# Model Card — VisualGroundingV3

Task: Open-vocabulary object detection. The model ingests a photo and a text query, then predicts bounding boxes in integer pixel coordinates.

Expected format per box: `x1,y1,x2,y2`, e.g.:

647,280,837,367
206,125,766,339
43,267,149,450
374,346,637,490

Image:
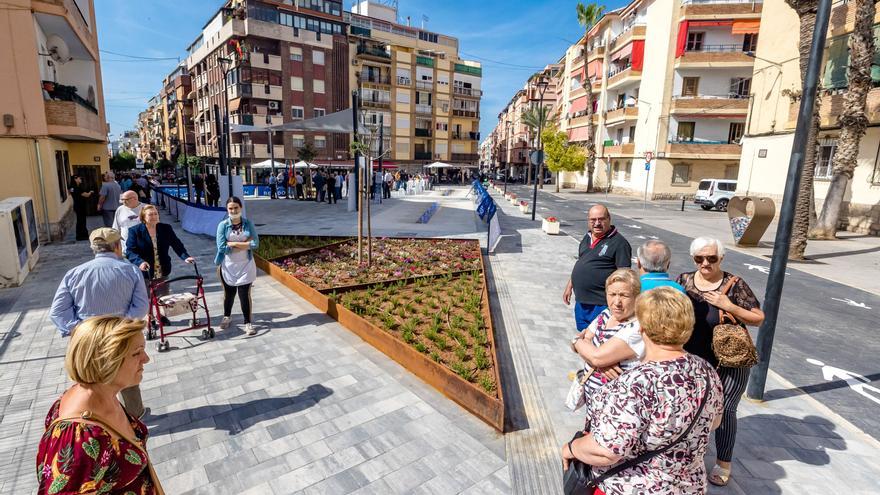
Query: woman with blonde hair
562,287,723,494
36,316,163,494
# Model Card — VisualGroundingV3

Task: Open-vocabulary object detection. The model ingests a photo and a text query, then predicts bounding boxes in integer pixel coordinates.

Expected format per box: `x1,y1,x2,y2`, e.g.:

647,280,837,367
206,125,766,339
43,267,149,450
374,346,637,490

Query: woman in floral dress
37,316,162,494
562,287,723,495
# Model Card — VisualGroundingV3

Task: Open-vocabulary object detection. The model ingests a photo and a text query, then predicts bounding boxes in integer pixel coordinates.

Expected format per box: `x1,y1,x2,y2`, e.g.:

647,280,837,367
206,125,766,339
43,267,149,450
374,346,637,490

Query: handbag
564,367,595,411
711,276,758,368
562,378,710,495
47,411,166,494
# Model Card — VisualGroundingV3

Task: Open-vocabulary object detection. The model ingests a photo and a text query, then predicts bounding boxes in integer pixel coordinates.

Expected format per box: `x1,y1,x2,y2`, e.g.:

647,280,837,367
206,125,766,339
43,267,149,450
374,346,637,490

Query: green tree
542,127,585,192
109,151,136,171
297,142,318,163
577,1,606,192
520,104,551,185
812,0,875,239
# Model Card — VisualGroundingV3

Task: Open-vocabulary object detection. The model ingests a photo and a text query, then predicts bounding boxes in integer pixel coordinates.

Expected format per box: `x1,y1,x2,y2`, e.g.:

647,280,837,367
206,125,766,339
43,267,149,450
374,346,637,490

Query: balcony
452,109,479,118
246,52,282,71
586,44,606,62
416,55,435,67
604,106,639,126
415,128,432,137
603,143,636,157
397,76,412,86
452,132,481,141
360,73,391,85
357,44,391,61
670,96,749,116
569,112,599,127
230,113,284,128
415,80,434,91
231,143,285,159
607,66,642,89
414,151,432,160
361,98,391,109
453,86,483,98
415,104,433,115
681,0,762,18
665,140,742,159
608,24,646,53
451,153,479,162
677,46,755,67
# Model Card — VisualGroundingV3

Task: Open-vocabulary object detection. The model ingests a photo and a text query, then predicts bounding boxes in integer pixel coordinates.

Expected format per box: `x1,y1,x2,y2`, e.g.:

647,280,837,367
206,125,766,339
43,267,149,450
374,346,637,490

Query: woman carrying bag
215,196,259,336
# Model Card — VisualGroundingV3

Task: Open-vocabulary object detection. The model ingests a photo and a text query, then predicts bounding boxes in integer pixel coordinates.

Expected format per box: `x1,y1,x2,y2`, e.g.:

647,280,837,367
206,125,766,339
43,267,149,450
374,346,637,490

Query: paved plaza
1,187,878,494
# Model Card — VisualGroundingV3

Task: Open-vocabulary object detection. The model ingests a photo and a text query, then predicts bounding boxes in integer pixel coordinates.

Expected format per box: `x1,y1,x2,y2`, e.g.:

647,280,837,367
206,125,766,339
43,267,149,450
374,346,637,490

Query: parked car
694,179,736,211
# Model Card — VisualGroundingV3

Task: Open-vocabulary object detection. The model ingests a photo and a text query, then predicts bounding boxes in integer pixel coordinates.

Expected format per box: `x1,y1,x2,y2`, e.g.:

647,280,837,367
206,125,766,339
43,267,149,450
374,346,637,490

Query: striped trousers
715,366,750,462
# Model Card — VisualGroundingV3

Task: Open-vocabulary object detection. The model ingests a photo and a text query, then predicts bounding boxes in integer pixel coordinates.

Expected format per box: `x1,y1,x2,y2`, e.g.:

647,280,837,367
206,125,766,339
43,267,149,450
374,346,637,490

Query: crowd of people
261,168,438,202
561,204,764,494
69,171,152,241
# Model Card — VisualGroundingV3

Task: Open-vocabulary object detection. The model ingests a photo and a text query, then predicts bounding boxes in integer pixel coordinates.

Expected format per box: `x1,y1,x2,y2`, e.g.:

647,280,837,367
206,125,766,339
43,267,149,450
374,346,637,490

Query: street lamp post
504,120,511,194
218,56,234,200
746,0,832,401
531,76,549,221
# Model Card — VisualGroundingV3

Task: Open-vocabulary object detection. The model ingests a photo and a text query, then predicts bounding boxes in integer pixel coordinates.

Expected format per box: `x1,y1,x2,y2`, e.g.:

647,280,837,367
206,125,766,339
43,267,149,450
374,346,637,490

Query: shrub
474,347,490,370
450,360,474,382
479,374,495,393
414,341,427,353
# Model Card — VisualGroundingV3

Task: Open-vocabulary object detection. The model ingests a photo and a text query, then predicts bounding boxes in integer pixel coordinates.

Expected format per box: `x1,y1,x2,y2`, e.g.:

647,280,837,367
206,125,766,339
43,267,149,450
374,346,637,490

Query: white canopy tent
425,162,453,169
293,161,319,169
250,159,286,169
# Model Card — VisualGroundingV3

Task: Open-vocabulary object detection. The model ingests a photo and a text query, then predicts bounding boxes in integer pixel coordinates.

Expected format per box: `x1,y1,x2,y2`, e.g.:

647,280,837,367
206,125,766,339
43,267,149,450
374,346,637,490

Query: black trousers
383,182,391,199
74,207,88,240
296,185,304,200
221,272,252,324
327,186,337,204
270,184,277,199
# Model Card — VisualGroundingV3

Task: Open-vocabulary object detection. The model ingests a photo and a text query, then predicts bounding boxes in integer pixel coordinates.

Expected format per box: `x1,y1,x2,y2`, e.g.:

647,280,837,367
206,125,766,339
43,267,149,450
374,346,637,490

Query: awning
587,59,603,80
425,162,452,168
251,159,286,169
568,126,591,142
611,42,632,61
731,20,760,34
228,97,241,113
293,161,319,169
570,95,588,114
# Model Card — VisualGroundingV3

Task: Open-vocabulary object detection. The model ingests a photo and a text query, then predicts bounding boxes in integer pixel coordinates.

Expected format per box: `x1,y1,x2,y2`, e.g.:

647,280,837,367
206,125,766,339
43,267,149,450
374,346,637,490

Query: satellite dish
46,35,72,64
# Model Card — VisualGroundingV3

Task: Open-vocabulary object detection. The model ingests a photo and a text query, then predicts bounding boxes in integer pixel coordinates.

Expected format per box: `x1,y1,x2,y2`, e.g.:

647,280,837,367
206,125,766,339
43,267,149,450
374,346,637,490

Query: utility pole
747,0,832,401
530,75,549,221
351,90,362,264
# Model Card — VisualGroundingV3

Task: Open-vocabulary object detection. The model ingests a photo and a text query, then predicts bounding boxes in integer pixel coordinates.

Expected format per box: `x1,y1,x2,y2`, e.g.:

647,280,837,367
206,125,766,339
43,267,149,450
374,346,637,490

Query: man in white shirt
112,191,144,253
383,170,393,198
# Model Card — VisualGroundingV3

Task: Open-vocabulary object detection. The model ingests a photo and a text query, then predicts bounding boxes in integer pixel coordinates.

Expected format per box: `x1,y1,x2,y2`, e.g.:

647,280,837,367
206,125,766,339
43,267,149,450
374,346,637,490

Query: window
730,78,751,98
290,46,303,61
742,33,758,52
396,115,410,129
686,32,704,51
314,136,326,148
292,135,305,147
396,90,410,104
682,77,699,97
435,122,448,131
677,121,695,141
672,164,691,184
396,140,409,154
291,106,304,120
625,162,632,182
728,122,745,143
815,138,836,179
313,108,325,118
314,79,325,93
313,50,325,65
290,76,303,91
628,126,636,142
55,150,70,202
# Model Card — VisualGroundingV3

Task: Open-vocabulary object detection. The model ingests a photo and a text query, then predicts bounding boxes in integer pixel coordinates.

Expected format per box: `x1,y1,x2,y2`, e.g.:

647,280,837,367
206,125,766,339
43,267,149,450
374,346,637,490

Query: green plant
454,346,467,362
425,326,438,342
402,328,415,343
450,360,474,381
479,374,495,393
382,313,396,329
414,340,427,353
413,295,423,304
430,351,441,363
474,347,490,370
435,335,449,351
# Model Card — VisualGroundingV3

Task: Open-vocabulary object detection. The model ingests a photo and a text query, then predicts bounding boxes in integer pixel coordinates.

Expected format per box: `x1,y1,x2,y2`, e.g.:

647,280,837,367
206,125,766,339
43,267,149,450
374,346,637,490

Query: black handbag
562,378,711,495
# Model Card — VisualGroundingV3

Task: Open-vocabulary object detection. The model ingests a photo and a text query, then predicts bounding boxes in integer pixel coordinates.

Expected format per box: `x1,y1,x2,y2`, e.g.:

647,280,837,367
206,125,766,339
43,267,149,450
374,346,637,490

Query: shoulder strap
48,411,166,495
717,276,740,324
720,275,739,295
589,372,712,487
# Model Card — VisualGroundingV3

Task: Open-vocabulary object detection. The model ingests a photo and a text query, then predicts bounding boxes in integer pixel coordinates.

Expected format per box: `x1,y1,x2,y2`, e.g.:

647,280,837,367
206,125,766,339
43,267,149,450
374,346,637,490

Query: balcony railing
42,82,98,114
607,65,633,78
357,44,391,59
361,98,391,109
414,151,432,160
415,104,433,115
415,81,433,91
451,153,479,162
452,132,481,140
415,128,432,137
360,73,391,85
686,44,746,53
453,87,483,97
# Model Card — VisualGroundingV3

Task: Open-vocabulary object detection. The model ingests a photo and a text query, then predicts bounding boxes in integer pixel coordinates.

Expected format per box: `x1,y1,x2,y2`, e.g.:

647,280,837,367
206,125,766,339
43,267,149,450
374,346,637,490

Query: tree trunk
787,0,820,259
811,0,875,239
584,88,597,193
556,171,560,192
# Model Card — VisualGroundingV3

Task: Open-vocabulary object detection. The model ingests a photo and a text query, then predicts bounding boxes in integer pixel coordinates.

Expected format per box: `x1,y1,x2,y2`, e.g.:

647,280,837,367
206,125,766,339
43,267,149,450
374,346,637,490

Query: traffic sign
645,162,651,171
529,150,544,165
644,151,654,162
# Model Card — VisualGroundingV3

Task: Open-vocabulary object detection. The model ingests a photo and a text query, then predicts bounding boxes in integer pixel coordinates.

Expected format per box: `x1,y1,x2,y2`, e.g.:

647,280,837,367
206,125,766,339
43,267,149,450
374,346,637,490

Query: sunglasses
693,255,719,264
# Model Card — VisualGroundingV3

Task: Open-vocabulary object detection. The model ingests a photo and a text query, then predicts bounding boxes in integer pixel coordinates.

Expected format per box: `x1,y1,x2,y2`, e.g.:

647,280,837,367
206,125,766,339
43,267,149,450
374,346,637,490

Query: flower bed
255,235,350,260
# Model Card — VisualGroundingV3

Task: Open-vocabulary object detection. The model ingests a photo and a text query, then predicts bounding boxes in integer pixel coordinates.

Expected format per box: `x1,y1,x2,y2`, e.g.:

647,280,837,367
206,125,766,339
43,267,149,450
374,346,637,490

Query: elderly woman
126,204,195,284
571,269,643,421
562,287,723,494
676,237,764,486
37,316,164,494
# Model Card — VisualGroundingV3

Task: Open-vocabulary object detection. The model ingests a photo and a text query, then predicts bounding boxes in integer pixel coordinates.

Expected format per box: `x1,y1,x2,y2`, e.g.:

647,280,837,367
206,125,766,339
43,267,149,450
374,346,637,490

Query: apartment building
347,1,482,170
137,95,165,163
737,0,880,235
0,0,109,240
159,63,195,163
185,0,350,178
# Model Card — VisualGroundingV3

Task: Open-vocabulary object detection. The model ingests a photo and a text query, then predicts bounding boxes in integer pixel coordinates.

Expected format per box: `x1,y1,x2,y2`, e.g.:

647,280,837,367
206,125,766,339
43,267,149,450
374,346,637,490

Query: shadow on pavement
144,384,333,435
762,372,880,402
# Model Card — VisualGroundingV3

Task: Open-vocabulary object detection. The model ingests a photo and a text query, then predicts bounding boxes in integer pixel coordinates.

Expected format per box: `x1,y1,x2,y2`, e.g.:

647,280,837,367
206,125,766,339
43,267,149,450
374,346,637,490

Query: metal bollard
680,195,685,212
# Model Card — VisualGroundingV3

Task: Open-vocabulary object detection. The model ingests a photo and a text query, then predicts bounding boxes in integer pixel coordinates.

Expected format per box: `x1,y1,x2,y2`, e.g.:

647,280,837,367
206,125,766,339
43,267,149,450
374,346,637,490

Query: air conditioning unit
268,101,280,110
0,197,41,288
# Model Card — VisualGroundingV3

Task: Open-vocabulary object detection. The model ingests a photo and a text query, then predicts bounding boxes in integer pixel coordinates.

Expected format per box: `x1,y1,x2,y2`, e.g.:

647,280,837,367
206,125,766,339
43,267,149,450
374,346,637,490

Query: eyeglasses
693,255,719,264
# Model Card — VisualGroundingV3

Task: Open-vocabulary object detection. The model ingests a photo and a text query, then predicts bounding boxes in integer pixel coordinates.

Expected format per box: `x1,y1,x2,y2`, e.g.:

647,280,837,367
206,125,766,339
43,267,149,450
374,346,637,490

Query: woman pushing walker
214,196,259,335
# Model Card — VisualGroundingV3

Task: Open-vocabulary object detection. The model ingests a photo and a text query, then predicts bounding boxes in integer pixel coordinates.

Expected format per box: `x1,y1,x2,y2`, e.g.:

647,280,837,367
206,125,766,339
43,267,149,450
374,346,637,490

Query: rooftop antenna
421,14,429,30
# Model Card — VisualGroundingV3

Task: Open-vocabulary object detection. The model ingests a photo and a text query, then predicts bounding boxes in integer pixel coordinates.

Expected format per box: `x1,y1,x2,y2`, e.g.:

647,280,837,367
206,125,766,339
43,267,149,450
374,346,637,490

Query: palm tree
521,104,551,186
785,0,821,259
577,1,605,193
811,0,875,239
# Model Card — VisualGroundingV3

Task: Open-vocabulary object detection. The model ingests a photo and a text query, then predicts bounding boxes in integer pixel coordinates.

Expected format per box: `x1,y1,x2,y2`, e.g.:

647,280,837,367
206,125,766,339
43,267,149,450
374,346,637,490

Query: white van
694,179,736,211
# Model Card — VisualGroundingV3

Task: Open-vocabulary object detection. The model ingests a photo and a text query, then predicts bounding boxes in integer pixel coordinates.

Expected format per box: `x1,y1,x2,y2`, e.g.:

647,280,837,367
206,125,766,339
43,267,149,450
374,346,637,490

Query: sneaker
244,323,256,336
219,317,231,330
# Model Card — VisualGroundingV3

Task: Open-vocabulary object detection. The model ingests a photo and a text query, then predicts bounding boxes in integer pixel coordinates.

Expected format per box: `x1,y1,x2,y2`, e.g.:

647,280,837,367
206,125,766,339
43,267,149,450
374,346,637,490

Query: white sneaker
245,323,256,336
219,317,231,330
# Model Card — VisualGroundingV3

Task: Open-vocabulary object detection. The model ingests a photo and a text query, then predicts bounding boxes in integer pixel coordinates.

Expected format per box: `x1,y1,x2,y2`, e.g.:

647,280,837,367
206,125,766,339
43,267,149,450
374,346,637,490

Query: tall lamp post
218,56,235,200
504,120,512,194
530,75,549,221
746,0,831,400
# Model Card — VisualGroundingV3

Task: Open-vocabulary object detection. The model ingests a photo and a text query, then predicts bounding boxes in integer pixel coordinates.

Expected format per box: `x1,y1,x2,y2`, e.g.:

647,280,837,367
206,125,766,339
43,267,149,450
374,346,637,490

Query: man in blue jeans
563,205,632,331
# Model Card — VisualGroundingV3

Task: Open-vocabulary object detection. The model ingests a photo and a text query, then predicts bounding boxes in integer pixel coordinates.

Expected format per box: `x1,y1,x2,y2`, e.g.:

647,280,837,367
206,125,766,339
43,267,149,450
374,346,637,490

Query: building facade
347,1,483,171
0,0,110,240
737,0,880,234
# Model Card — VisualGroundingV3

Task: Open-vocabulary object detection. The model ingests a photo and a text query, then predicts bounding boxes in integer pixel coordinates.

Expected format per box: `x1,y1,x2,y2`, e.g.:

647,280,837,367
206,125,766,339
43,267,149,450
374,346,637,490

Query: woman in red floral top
36,316,162,494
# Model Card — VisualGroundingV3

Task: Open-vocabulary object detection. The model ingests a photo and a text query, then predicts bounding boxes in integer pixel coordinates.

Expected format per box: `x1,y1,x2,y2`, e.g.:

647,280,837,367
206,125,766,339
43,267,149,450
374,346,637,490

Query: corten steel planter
254,237,505,431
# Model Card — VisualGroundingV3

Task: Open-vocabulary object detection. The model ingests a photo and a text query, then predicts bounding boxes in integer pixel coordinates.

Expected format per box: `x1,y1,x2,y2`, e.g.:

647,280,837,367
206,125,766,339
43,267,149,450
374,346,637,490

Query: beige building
137,95,165,164
0,0,109,240
347,1,482,170
738,0,880,234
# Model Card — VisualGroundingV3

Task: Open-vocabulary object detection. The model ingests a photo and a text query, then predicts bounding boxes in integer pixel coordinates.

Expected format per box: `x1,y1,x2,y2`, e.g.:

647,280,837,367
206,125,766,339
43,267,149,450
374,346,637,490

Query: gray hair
689,237,726,257
637,240,672,273
90,239,121,254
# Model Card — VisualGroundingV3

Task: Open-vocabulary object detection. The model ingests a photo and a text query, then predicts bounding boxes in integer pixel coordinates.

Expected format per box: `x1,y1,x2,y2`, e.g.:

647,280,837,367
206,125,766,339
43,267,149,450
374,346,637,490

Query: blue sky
97,0,624,142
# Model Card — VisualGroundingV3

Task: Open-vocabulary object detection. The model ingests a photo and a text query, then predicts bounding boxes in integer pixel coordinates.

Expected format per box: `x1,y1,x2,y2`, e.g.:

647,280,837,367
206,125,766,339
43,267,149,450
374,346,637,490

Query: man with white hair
49,227,149,416
97,171,123,227
112,190,144,254
636,240,685,293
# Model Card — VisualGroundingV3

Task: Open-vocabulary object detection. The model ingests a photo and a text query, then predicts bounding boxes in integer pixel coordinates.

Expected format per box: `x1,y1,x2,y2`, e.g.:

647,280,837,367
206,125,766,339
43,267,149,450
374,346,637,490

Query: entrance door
72,164,102,215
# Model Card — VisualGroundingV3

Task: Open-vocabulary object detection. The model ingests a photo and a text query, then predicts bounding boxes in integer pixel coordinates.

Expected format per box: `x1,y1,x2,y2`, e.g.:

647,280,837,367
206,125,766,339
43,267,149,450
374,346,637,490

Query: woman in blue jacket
215,196,259,335
126,204,194,286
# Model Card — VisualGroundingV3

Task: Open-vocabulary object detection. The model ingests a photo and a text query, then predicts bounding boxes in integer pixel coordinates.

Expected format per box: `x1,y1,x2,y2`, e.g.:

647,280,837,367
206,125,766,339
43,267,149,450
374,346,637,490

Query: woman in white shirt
214,197,259,335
